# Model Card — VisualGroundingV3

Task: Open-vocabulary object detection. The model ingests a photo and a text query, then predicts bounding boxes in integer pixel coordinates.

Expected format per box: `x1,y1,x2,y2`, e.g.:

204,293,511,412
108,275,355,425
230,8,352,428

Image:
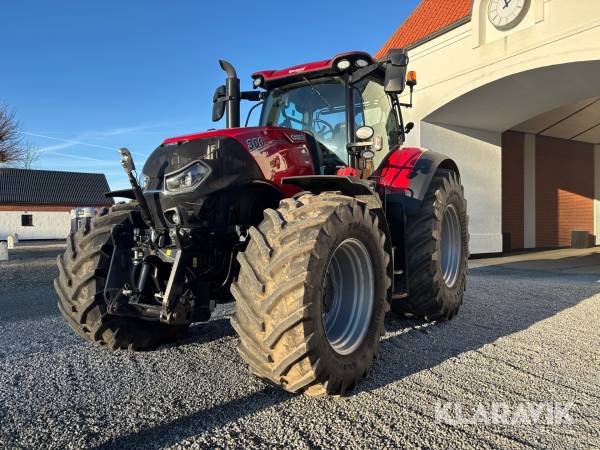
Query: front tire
230,192,392,396
391,169,469,321
54,203,188,350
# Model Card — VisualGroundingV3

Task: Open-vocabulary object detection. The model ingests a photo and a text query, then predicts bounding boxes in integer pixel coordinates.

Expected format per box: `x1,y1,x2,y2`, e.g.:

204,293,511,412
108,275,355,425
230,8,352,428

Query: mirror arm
241,91,264,101
389,93,406,146
397,84,414,108
349,61,384,85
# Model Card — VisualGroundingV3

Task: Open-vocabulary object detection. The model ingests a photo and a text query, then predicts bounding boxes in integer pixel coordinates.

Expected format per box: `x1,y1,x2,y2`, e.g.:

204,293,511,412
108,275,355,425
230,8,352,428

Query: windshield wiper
303,77,333,110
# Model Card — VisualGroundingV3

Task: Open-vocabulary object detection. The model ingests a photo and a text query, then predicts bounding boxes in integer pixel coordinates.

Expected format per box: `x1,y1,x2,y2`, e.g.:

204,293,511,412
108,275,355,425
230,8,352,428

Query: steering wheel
312,119,334,140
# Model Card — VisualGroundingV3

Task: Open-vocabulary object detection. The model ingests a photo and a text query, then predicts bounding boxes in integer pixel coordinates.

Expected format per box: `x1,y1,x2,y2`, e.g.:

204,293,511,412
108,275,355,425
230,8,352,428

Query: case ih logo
288,67,306,74
287,133,306,143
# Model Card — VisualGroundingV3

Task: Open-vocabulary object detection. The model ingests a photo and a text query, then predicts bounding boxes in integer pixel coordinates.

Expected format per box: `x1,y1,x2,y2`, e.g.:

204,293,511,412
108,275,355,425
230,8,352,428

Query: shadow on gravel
361,265,600,393
92,386,287,450
181,318,237,346
91,266,600,450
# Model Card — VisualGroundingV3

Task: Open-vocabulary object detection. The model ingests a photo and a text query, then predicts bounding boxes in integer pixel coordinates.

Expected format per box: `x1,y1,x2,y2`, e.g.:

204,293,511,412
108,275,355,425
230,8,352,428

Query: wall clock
488,0,530,30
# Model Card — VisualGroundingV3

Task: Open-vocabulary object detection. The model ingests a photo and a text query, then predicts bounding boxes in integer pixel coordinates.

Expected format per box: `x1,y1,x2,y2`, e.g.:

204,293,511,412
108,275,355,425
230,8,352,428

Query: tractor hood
160,126,313,152
141,126,315,186
140,126,315,229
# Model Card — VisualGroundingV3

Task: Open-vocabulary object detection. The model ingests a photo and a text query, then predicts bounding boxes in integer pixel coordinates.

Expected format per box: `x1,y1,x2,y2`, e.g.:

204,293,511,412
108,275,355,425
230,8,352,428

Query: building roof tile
377,0,473,58
0,168,113,206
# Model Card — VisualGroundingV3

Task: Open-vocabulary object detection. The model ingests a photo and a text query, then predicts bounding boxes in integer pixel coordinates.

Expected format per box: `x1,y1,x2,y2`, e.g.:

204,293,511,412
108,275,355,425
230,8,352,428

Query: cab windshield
260,77,348,163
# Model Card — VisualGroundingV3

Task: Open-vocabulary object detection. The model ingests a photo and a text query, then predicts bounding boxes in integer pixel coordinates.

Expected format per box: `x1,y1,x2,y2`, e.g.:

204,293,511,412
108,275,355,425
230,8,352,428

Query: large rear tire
54,203,188,350
391,169,469,321
230,192,392,396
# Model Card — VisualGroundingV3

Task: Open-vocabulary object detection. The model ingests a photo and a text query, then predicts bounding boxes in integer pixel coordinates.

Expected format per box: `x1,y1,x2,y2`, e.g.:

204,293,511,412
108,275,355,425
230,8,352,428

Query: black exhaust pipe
219,60,240,128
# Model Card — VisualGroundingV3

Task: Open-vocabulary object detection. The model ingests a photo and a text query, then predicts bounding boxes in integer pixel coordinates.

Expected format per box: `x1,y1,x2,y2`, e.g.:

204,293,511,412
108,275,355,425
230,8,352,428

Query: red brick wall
535,135,594,248
502,131,525,249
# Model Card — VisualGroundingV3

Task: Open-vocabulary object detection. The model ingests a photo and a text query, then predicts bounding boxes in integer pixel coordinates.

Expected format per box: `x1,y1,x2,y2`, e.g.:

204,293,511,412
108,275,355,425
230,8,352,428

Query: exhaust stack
219,60,240,128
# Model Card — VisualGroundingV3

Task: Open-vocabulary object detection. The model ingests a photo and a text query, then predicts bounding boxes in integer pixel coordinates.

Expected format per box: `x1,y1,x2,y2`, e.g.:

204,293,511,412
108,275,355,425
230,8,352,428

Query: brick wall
535,135,594,247
501,131,525,249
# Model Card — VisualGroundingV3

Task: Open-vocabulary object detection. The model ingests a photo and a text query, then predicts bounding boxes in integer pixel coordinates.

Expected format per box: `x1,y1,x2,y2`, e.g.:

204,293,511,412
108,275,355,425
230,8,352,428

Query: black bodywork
141,137,265,229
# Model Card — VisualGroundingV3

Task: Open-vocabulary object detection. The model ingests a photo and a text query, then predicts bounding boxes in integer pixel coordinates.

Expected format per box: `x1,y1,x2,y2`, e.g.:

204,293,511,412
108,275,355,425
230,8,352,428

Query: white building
378,0,600,253
0,168,112,240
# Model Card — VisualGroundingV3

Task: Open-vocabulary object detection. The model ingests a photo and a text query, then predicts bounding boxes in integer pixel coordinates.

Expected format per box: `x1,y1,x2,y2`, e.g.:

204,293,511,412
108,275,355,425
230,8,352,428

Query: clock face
488,0,529,30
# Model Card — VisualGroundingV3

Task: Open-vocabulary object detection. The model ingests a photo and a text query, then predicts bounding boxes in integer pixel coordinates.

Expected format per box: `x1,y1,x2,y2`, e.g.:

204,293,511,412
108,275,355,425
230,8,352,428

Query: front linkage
102,149,231,327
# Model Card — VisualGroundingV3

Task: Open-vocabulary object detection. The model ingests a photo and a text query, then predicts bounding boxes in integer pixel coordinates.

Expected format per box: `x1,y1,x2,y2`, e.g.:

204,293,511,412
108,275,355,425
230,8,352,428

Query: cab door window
353,77,400,166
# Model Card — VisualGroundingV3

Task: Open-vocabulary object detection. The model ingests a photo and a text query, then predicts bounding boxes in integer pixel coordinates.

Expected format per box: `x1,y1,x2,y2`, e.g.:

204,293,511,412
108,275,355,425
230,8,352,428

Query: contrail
21,132,116,150
49,151,121,164
21,132,147,156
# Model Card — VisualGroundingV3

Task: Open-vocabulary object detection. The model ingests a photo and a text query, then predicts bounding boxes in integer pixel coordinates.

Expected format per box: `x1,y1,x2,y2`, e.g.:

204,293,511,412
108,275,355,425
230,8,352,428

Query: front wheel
230,193,392,396
392,169,469,321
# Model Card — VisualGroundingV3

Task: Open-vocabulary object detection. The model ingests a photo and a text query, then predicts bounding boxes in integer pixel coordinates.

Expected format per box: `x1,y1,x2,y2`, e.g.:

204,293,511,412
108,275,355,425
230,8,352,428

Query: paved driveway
0,244,599,449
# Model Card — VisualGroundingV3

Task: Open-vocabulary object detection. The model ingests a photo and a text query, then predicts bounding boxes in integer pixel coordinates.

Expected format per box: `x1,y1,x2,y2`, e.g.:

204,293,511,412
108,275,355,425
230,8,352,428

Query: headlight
165,162,209,192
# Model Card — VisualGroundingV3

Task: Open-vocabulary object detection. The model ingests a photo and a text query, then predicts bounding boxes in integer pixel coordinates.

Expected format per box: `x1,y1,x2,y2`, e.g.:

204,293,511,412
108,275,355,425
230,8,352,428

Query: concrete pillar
594,145,600,245
0,242,8,261
421,122,503,254
523,134,536,248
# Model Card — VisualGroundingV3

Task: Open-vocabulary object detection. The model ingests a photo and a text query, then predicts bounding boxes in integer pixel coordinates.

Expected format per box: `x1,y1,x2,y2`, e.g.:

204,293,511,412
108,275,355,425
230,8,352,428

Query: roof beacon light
407,71,417,87
336,59,351,70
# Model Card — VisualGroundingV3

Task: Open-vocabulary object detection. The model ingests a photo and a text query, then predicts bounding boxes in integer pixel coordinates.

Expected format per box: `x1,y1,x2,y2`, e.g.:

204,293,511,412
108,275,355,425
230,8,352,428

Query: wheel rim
322,238,374,355
440,204,462,288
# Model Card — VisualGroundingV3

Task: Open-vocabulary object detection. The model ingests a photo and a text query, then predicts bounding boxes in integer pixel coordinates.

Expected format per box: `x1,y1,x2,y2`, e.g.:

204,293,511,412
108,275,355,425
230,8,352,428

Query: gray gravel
0,244,599,449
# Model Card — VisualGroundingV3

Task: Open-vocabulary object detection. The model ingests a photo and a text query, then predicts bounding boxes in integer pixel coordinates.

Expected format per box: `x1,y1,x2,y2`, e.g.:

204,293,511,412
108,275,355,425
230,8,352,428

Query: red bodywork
252,51,374,87
375,147,424,191
163,127,315,197
163,127,425,197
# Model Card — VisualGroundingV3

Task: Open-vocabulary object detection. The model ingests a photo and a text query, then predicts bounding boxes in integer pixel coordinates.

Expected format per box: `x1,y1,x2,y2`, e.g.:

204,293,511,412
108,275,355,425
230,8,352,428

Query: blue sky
1,0,419,189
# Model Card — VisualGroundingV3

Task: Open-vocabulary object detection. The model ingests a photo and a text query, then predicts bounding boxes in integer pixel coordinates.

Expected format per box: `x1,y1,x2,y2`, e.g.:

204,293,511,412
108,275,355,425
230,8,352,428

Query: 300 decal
246,137,264,150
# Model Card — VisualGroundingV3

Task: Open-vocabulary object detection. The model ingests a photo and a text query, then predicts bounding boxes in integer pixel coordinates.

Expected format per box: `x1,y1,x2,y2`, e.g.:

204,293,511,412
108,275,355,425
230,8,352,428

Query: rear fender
375,147,459,215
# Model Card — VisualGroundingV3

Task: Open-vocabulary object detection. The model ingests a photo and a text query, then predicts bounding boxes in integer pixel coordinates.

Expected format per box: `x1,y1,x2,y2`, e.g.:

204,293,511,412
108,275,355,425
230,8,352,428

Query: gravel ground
0,244,599,449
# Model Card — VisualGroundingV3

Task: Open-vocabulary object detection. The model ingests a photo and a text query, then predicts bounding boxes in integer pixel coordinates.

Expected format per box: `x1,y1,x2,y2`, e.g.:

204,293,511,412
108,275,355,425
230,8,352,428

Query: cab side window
354,77,400,166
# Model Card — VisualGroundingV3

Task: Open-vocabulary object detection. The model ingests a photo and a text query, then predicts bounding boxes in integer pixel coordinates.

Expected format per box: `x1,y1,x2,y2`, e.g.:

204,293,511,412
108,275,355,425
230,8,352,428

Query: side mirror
384,48,409,94
212,85,226,122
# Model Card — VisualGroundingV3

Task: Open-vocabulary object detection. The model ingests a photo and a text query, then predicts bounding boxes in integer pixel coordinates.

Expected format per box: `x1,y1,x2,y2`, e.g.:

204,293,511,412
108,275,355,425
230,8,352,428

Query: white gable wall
0,210,71,240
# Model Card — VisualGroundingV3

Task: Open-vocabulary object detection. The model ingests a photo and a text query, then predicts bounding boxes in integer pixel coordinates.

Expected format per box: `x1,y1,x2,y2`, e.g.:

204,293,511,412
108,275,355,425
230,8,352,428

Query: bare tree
0,102,41,168
0,103,25,166
21,143,40,169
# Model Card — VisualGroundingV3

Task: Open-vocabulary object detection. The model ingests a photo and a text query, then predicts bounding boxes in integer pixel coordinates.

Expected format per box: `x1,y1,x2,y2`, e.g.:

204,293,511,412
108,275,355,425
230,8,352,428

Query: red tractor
55,49,468,396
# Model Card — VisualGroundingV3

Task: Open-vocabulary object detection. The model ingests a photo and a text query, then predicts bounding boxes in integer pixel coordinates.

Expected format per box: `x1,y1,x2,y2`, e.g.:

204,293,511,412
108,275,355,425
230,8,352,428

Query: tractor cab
212,50,416,176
